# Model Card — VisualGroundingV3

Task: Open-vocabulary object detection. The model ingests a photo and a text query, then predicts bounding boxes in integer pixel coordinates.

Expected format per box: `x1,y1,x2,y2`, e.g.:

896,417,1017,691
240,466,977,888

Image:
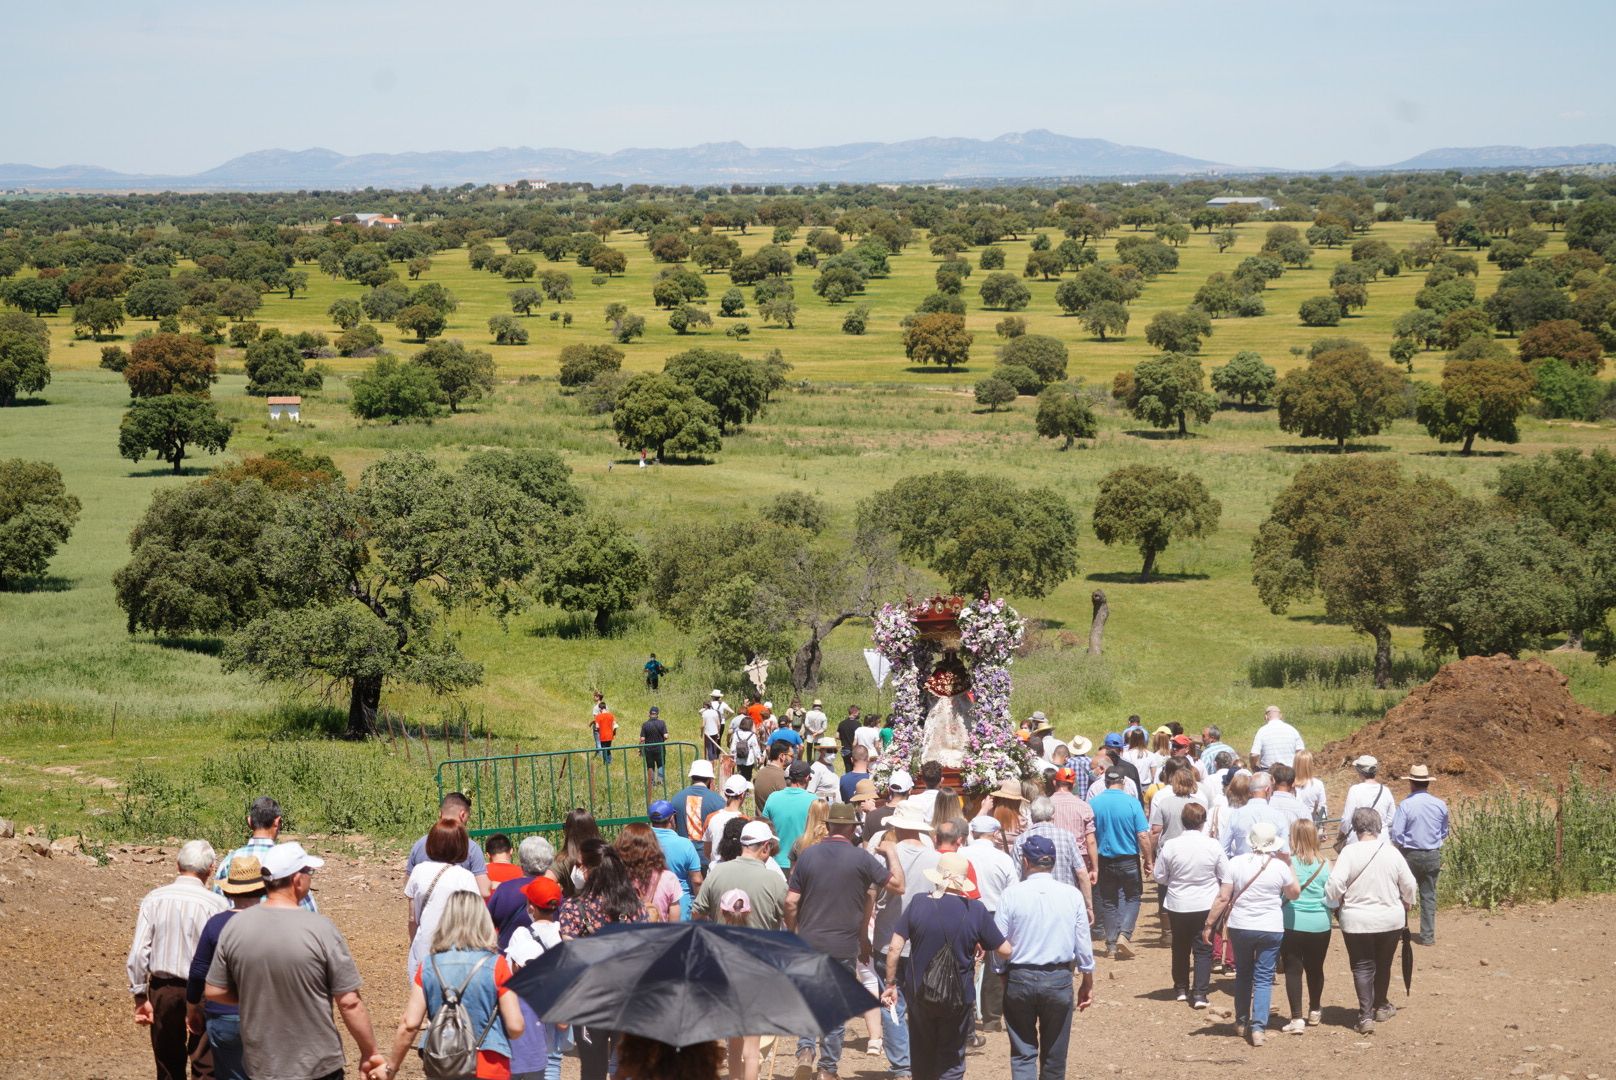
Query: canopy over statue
870,595,1034,794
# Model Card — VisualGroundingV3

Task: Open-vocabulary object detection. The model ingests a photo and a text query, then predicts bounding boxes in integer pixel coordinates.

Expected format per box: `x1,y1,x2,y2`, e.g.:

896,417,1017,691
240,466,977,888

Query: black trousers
1282,928,1331,1016
1342,929,1400,1021
148,977,213,1080
577,1025,613,1080
1166,909,1212,998
909,1000,973,1080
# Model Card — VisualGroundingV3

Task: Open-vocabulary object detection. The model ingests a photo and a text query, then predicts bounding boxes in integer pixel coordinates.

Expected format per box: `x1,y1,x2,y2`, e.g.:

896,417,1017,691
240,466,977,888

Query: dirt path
1,840,1608,1080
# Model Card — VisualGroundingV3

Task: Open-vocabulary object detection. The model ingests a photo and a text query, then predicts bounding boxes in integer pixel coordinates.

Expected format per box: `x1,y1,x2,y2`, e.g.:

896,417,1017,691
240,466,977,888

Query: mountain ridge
2,133,1613,191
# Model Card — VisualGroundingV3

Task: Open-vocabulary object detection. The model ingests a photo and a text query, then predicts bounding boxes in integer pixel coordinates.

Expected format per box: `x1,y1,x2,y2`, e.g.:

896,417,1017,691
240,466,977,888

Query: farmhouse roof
266,396,302,405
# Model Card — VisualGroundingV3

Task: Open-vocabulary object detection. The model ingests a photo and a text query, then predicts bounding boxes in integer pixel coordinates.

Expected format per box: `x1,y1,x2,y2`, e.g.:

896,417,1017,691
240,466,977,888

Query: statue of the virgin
919,650,972,767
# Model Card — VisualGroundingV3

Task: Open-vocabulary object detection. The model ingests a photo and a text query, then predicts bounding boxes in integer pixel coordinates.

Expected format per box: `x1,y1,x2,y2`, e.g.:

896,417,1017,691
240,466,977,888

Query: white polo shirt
1250,718,1304,767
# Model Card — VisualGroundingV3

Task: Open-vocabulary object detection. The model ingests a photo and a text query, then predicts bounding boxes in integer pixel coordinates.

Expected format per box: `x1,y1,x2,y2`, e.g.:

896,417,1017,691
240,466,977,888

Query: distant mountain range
2,132,1614,191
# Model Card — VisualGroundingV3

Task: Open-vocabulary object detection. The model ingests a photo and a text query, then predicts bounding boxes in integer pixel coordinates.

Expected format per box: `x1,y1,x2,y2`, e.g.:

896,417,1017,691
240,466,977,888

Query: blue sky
6,0,1611,174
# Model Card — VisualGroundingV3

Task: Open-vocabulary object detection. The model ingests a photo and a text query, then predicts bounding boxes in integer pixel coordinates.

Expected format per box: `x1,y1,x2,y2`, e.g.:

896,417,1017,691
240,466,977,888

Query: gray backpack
421,952,499,1079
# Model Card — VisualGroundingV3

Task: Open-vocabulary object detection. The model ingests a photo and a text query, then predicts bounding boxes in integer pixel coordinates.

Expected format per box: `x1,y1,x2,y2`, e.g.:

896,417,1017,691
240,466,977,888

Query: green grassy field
4,219,1614,844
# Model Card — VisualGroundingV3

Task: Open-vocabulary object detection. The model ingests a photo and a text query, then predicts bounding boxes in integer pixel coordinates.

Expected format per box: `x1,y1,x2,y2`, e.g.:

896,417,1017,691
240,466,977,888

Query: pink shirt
638,870,683,921
1051,789,1095,850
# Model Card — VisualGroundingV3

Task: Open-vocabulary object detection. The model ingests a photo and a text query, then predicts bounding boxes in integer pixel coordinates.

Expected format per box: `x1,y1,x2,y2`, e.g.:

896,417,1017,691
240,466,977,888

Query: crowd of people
126,702,1451,1080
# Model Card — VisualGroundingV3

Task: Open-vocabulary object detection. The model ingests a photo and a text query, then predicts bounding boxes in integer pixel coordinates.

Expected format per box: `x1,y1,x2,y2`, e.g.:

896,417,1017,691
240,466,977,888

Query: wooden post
1553,782,1565,901
110,703,118,741
1088,590,1109,657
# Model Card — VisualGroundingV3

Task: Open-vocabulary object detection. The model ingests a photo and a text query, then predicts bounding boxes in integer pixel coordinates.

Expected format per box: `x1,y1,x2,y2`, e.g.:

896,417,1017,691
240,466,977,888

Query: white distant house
267,396,302,422
494,179,550,192
330,213,404,229
1206,196,1275,211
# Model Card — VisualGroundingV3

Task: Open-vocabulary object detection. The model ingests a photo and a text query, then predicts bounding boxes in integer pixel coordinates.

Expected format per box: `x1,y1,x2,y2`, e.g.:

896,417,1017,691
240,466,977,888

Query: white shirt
706,809,744,860
504,918,561,968
1153,831,1229,913
803,710,828,738
1338,780,1397,844
1223,852,1297,933
809,759,841,802
962,838,1018,911
1326,839,1417,933
404,862,480,978
126,876,230,994
853,725,882,757
701,707,721,739
1250,718,1305,767
1122,749,1163,787
1297,778,1327,822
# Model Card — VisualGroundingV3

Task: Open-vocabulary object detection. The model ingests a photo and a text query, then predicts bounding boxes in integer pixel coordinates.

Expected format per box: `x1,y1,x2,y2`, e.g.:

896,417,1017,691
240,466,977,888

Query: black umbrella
1401,926,1415,995
506,922,878,1047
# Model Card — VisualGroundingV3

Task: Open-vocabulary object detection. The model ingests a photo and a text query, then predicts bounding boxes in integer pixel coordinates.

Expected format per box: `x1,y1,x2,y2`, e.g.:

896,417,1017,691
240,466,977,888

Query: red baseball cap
1054,767,1077,784
1171,734,1192,748
522,876,563,911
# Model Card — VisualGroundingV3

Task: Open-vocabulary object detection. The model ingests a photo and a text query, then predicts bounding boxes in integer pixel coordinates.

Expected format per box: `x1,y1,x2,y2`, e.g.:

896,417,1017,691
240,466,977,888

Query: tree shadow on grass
971,408,1016,416
1124,429,1200,440
152,635,226,656
126,464,218,478
904,366,974,376
1086,571,1210,584
1,397,52,407
527,609,648,640
0,574,74,593
1265,442,1393,455
1415,448,1519,459
1217,402,1274,413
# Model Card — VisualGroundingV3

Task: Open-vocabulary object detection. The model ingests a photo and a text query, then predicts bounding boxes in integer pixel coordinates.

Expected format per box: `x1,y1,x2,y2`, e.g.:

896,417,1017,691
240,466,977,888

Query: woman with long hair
790,799,831,864
1293,750,1327,827
558,840,648,1080
378,891,525,1080
930,791,964,833
1279,817,1333,1034
712,815,748,865
553,808,601,898
1206,773,1249,973
614,822,682,922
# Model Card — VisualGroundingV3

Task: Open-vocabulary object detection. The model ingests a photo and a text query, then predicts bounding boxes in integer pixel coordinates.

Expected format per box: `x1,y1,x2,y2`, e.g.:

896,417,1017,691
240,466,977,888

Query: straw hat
887,803,935,833
1067,735,1093,757
924,852,974,897
1402,764,1433,782
992,777,1024,803
1247,821,1282,854
220,854,266,896
850,778,879,804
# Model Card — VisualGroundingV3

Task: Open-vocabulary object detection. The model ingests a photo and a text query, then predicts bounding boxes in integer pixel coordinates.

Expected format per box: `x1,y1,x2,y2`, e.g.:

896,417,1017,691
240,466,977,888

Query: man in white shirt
1337,755,1397,849
1249,705,1304,770
803,698,829,741
701,692,723,760
1266,763,1309,826
964,815,1020,1031
127,840,229,1080
808,737,842,802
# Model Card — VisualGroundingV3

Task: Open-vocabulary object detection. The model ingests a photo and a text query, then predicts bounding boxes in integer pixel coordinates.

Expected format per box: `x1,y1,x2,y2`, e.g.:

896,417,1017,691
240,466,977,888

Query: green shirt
1283,857,1333,933
762,786,817,868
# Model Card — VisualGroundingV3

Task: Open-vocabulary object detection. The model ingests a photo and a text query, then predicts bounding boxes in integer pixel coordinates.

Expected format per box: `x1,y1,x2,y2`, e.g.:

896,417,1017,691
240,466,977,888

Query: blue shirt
215,837,317,912
1090,789,1149,858
406,833,488,879
894,893,1004,1005
1199,742,1235,773
653,826,701,918
839,771,870,803
1390,790,1450,851
670,784,726,854
1222,800,1294,858
994,873,1096,972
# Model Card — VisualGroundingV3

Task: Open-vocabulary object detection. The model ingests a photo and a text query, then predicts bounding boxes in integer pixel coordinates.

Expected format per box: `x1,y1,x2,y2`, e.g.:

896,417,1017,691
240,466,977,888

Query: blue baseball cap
649,800,675,821
1022,835,1057,865
648,706,659,715
1103,732,1124,750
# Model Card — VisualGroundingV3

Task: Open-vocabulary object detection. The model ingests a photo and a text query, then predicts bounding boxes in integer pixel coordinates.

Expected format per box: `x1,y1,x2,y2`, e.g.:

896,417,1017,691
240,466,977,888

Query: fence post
1553,782,1565,902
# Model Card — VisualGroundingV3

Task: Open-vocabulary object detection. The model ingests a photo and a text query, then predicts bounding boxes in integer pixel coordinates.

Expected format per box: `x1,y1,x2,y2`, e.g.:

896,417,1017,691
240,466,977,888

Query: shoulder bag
1210,854,1273,939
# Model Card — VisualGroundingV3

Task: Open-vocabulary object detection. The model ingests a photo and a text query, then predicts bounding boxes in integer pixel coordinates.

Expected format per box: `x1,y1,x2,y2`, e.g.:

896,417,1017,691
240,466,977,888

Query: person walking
753,740,793,814
701,692,724,762
1221,772,1292,858
882,852,1009,1080
693,820,788,929
840,743,873,803
592,699,617,765
1390,764,1450,945
670,759,726,858
868,801,938,1080
504,877,566,1080
215,796,318,911
809,736,843,801
763,762,818,869
964,815,1018,1032
557,841,649,1080
1089,768,1152,959
487,836,556,950
1047,769,1096,867
185,856,265,1080
837,706,863,773
405,820,485,982
129,839,228,1080
373,891,525,1080
1248,705,1304,770
1203,822,1298,1046
787,803,904,1080
1015,795,1092,914
205,842,385,1080
703,774,751,862
1327,807,1419,1035
730,716,762,781
648,801,703,919
1337,756,1397,850
1278,817,1332,1034
615,822,684,922
643,652,667,691
995,836,1095,1080
639,705,669,791
1198,726,1235,776
1266,763,1309,827
1293,750,1328,827
1152,803,1226,1009
406,792,491,898
803,698,829,742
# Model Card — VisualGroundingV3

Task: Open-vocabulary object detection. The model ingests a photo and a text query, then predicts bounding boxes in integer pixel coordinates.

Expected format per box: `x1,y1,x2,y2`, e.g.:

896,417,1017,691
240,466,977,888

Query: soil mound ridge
1322,654,1615,797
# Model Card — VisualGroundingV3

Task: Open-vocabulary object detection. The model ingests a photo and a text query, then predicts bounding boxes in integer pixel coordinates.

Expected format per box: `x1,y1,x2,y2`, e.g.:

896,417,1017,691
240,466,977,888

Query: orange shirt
486,862,523,885
594,711,616,741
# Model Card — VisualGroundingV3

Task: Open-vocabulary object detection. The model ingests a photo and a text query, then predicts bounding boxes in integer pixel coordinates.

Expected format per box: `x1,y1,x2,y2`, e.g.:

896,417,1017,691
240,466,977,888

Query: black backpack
918,896,968,1012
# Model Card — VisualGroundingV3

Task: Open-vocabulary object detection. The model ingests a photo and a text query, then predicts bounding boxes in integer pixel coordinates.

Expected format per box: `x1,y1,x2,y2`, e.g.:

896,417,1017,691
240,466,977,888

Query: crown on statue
907,594,965,639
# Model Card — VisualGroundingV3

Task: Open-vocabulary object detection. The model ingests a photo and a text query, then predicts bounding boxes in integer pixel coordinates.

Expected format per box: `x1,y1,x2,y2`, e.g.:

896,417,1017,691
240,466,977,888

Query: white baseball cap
763,701,773,710
689,759,715,779
887,769,915,793
739,821,775,846
723,775,753,797
260,841,324,881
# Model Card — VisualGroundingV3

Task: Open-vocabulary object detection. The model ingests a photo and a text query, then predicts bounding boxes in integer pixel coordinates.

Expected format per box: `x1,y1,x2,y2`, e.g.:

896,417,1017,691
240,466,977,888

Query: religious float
870,594,1036,796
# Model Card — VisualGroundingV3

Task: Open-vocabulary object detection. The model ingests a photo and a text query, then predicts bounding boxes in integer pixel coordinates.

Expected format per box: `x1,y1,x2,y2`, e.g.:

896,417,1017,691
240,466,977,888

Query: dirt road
0,839,1608,1080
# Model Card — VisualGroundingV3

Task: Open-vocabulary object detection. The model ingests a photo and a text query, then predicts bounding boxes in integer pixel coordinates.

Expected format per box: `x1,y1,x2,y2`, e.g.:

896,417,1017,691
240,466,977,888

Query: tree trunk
1139,548,1157,583
171,451,185,474
594,607,612,635
1461,430,1476,455
791,633,823,691
348,674,383,738
1372,625,1393,690
1177,411,1188,436
1337,433,1347,453
1558,628,1585,652
1088,591,1109,656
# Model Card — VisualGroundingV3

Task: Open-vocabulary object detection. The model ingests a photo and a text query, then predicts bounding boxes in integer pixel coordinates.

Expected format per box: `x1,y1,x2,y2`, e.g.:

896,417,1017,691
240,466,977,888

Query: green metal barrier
434,741,701,837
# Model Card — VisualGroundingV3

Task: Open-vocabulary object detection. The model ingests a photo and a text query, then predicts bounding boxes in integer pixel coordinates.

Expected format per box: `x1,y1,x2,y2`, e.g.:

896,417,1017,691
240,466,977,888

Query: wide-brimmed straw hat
1402,764,1433,782
1067,735,1093,757
992,778,1024,803
220,854,267,896
1248,821,1282,854
887,803,934,833
923,852,973,897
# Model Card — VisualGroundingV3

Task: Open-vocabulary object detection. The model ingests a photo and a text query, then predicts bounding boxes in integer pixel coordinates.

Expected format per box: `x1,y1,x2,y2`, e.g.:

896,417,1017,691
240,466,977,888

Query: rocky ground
1,834,1610,1080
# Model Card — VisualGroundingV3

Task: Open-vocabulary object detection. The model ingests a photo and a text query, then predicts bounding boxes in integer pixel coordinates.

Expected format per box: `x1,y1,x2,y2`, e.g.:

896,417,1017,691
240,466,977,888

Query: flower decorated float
871,594,1036,795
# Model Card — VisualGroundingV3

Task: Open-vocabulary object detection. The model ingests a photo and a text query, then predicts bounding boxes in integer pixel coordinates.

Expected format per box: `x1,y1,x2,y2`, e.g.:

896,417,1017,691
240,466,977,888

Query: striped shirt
1249,719,1305,767
214,837,319,912
1013,823,1086,888
127,876,229,994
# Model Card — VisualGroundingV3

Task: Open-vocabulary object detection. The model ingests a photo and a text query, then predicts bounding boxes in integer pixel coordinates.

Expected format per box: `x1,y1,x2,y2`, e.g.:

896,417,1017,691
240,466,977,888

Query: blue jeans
800,956,858,1074
206,1014,247,1080
1228,928,1283,1033
877,955,911,1076
1096,855,1142,946
545,1023,571,1080
1401,847,1442,943
1004,967,1074,1080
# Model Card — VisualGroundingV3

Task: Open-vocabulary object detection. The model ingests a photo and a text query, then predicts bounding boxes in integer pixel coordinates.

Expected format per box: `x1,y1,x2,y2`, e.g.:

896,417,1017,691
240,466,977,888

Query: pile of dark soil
1322,654,1616,798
